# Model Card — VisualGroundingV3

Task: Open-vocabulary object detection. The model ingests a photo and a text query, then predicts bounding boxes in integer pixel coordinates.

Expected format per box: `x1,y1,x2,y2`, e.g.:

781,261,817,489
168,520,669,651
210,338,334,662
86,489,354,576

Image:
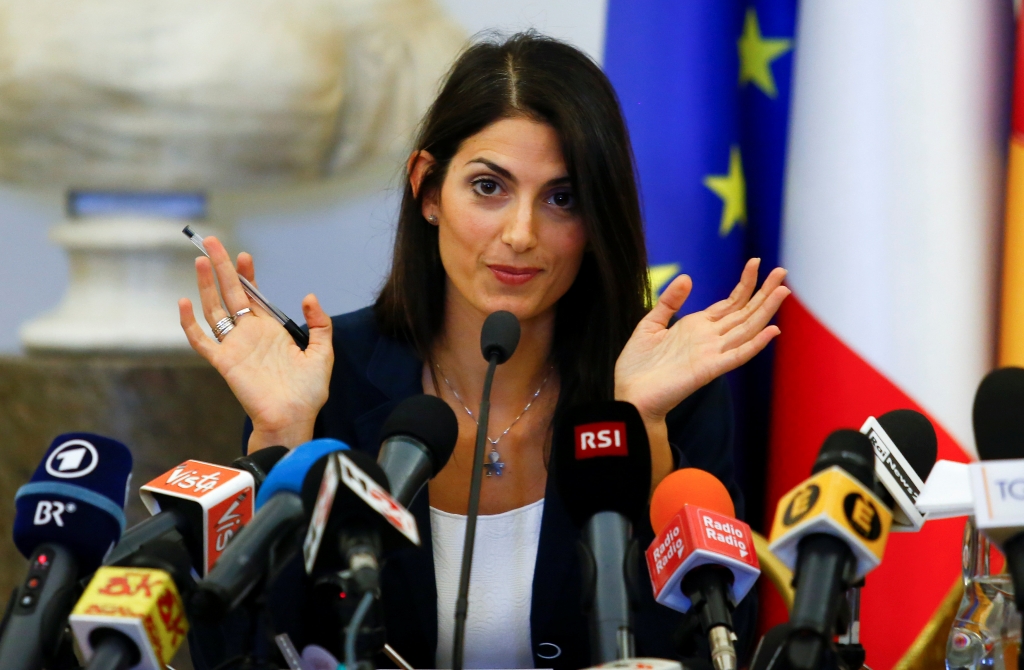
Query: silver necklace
436,363,553,477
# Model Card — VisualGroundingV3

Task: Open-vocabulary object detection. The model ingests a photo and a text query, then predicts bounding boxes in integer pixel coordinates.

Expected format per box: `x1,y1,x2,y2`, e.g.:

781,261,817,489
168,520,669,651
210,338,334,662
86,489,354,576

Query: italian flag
763,3,1013,668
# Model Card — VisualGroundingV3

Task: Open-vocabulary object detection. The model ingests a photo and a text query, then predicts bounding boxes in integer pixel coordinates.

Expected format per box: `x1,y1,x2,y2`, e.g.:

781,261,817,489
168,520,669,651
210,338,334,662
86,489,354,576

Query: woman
181,33,789,669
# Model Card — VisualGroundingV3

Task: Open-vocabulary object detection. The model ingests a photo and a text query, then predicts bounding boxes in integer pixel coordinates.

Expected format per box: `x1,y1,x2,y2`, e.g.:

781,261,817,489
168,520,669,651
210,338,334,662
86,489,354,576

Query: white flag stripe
782,0,1013,454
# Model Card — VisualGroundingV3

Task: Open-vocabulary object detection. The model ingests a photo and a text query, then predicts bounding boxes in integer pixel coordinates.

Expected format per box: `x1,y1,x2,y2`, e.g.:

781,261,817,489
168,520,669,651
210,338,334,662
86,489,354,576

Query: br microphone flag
765,2,1013,666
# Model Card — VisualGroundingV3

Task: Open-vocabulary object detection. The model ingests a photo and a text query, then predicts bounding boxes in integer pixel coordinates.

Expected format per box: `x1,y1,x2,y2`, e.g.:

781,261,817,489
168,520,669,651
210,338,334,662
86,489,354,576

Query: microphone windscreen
553,400,651,526
480,310,520,363
13,433,133,572
649,468,735,535
379,394,459,472
255,438,349,509
812,429,875,486
877,409,938,480
300,450,403,571
973,367,1024,461
233,445,290,489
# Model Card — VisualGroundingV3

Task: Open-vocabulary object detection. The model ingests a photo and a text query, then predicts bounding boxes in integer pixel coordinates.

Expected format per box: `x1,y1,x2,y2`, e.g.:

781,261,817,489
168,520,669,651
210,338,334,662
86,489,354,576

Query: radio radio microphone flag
763,2,1013,666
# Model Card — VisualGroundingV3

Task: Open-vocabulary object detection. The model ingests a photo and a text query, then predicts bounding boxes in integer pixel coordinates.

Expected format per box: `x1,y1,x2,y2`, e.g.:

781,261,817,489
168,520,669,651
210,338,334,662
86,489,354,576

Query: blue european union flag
603,0,797,522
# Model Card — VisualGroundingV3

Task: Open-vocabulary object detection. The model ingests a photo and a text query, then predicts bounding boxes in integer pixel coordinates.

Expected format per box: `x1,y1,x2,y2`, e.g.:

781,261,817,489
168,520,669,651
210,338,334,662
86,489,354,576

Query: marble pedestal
0,353,245,670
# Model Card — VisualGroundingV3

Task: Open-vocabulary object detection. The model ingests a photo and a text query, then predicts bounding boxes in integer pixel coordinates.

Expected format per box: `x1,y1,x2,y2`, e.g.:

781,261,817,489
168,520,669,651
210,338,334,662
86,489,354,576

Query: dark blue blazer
191,306,756,669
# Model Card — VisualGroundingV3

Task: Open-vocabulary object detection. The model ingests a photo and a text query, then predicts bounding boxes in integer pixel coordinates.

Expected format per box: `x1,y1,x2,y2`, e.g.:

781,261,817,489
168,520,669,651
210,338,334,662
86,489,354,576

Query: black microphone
554,401,651,664
377,395,459,506
300,450,419,667
451,310,520,670
0,433,132,670
786,430,881,670
233,446,291,488
971,368,1024,645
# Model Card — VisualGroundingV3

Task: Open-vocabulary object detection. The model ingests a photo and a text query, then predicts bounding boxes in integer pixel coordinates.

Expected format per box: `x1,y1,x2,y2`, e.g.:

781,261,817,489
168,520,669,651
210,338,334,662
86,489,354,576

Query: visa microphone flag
138,460,255,576
764,2,1012,664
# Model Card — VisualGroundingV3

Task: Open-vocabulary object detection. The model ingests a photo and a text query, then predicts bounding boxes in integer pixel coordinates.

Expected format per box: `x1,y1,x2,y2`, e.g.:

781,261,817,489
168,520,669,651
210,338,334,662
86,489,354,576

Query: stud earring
428,214,438,224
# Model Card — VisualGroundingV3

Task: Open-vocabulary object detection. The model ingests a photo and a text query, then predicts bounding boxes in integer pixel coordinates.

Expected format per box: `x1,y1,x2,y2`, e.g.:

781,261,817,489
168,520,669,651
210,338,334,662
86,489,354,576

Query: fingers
644,274,693,329
724,325,781,369
196,257,231,328
179,298,218,360
718,267,788,334
236,252,258,288
705,258,760,320
302,294,334,354
721,285,791,351
205,236,251,315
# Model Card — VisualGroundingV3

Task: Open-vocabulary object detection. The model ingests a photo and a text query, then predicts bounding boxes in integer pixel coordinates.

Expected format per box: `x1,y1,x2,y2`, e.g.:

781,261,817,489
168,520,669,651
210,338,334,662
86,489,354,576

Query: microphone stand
836,580,868,670
452,351,499,670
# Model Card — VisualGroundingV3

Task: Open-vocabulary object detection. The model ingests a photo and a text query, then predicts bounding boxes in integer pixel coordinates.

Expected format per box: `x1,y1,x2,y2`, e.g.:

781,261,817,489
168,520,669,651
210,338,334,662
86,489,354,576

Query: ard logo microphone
139,460,255,576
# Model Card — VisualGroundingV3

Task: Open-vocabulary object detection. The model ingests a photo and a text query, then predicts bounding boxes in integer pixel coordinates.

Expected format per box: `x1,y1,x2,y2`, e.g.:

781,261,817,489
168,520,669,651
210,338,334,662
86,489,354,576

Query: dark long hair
375,32,649,409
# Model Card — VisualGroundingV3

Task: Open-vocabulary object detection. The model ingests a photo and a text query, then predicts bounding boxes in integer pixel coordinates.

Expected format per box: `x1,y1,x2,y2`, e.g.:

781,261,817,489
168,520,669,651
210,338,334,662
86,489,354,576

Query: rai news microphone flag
603,0,796,510
765,2,1013,668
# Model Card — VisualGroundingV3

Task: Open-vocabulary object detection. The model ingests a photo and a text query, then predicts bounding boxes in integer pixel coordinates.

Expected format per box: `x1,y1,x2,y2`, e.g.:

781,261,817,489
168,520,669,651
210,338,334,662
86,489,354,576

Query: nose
500,198,538,253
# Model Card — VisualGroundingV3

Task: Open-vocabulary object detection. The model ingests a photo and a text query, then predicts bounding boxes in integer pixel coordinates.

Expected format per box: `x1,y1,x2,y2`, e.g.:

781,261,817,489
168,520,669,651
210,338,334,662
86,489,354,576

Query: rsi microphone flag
764,2,1013,666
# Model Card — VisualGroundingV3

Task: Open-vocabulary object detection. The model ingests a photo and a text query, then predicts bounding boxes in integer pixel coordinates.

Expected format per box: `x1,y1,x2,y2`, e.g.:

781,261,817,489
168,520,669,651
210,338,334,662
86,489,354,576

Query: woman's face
423,117,588,324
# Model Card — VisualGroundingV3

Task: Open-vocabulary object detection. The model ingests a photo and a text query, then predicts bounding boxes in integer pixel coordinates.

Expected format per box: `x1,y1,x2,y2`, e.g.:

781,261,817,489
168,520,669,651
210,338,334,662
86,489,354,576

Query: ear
408,150,440,223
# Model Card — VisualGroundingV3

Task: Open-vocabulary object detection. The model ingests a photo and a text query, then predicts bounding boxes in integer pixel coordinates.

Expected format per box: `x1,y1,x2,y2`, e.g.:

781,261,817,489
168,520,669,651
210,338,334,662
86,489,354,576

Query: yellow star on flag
647,263,681,306
738,7,792,98
703,146,746,237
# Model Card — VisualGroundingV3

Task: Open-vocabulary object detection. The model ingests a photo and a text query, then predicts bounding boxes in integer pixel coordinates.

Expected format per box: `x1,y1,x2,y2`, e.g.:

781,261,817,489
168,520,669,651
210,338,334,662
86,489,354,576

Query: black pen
183,226,310,350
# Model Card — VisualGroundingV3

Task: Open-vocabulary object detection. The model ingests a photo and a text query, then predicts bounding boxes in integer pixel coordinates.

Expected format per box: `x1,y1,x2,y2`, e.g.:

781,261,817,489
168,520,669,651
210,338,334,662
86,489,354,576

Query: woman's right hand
178,236,334,451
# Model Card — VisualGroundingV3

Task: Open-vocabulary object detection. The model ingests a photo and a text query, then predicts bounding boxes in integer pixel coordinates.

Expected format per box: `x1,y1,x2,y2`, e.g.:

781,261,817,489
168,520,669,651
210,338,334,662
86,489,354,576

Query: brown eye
548,191,576,209
472,179,501,196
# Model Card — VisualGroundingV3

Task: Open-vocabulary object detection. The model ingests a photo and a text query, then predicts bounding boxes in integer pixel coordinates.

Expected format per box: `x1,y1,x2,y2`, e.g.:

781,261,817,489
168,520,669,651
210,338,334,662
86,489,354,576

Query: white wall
0,0,607,353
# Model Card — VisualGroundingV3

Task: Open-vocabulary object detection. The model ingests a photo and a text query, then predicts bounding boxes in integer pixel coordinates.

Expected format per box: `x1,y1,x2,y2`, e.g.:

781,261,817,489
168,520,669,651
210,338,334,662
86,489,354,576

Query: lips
489,264,541,286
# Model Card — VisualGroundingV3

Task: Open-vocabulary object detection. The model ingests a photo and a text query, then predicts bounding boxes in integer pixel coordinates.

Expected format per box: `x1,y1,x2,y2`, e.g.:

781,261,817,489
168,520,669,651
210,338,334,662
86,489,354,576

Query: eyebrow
466,158,571,189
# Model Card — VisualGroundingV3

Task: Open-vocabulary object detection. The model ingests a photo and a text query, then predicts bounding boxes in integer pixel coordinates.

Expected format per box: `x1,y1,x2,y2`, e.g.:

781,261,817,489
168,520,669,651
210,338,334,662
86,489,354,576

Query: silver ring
234,307,252,320
213,316,235,342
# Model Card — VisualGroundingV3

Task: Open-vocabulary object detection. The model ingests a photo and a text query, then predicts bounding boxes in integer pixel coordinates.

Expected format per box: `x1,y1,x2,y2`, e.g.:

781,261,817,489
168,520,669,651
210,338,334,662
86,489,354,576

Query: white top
431,499,545,669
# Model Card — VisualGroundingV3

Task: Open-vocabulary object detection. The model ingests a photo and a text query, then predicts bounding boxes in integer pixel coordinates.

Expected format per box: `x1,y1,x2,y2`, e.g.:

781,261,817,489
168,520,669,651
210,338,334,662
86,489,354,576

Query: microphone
767,429,893,670
232,445,291,489
859,409,938,531
69,540,194,670
0,433,132,670
377,394,459,506
646,468,760,670
191,438,350,619
966,367,1024,619
554,400,652,664
451,310,520,670
300,450,420,665
105,447,288,572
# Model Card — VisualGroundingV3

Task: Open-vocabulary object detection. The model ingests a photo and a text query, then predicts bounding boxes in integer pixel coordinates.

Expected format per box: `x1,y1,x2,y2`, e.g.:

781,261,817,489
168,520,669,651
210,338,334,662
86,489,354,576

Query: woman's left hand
615,258,790,425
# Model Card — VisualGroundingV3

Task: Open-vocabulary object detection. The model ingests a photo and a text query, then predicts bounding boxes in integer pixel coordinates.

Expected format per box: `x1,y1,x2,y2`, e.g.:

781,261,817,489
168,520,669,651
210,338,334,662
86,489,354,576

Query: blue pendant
483,449,505,477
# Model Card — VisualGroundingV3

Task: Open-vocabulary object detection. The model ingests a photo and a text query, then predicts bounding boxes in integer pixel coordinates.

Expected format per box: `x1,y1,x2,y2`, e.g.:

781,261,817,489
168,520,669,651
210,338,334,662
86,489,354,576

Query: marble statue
0,0,465,349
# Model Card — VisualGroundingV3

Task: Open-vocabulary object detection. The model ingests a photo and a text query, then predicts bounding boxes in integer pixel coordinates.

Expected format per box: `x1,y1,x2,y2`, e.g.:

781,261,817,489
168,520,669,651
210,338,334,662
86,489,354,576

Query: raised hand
615,259,789,425
178,236,334,450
